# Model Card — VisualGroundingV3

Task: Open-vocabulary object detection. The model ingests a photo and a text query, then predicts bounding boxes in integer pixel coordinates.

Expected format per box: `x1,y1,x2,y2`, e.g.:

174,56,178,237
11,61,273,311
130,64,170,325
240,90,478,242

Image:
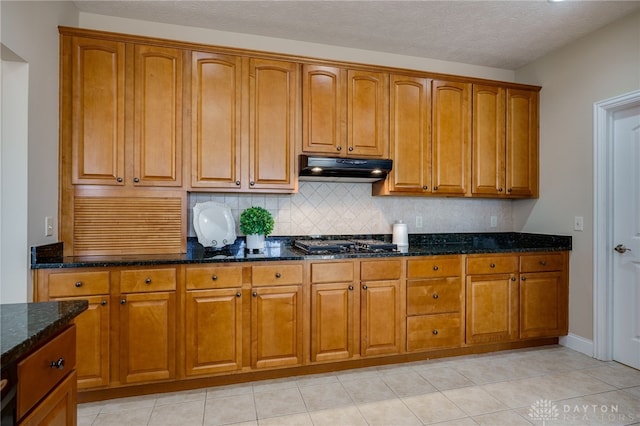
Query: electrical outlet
574,216,584,231
45,216,53,237
416,215,423,228
490,216,497,228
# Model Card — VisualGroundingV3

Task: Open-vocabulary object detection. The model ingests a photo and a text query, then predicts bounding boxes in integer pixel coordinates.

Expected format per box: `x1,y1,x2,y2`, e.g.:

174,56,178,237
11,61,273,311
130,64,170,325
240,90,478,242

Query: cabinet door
70,37,125,185
251,285,303,369
347,70,389,157
360,280,401,356
506,88,539,197
519,271,568,338
185,289,243,376
19,371,77,426
133,45,183,186
248,58,298,191
302,65,346,155
311,283,356,363
472,85,506,196
466,274,518,344
191,52,242,188
388,75,430,193
119,292,176,383
431,80,471,196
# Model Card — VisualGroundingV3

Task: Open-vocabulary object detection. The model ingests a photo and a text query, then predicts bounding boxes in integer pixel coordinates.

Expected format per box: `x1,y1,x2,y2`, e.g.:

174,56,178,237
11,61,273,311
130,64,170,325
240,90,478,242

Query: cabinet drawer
120,268,177,293
467,255,518,275
520,253,565,273
407,278,461,315
17,325,76,419
186,266,243,289
407,256,462,278
407,313,462,351
48,271,110,297
360,259,402,281
310,261,354,283
252,264,303,286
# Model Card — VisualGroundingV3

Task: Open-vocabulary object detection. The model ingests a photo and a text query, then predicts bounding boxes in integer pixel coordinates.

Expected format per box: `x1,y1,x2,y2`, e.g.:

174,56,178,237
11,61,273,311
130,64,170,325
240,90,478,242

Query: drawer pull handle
212,275,218,281
75,281,83,288
145,278,152,284
120,299,126,305
432,330,439,335
490,263,496,268
433,293,439,299
433,266,439,271
49,358,65,370
362,285,368,290
275,273,281,278
236,292,242,298
522,276,527,281
100,300,107,306
252,292,258,297
540,260,547,266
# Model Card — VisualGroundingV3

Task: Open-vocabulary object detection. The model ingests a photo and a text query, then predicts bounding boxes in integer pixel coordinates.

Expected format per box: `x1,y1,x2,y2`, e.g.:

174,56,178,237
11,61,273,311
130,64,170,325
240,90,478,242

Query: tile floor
77,345,640,426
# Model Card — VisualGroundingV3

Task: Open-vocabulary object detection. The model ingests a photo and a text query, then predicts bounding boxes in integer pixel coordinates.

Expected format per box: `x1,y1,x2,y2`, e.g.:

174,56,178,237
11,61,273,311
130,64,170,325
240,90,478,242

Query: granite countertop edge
31,232,572,269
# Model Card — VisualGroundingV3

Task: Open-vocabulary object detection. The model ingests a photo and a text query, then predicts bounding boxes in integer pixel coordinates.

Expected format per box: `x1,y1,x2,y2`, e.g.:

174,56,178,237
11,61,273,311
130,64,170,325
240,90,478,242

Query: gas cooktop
293,239,397,254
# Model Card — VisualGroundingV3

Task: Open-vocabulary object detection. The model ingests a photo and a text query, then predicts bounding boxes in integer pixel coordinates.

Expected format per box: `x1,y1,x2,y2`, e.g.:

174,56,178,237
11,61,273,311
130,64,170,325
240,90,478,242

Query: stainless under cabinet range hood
299,155,393,182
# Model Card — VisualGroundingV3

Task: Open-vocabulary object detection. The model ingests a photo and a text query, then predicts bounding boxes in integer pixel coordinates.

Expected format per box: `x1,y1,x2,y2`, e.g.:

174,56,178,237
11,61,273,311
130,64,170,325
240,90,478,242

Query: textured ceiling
73,0,640,70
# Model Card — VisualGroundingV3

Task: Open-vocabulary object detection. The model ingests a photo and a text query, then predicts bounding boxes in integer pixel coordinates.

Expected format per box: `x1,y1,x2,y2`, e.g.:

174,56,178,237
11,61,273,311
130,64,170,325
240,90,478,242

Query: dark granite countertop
1,300,88,367
31,232,571,269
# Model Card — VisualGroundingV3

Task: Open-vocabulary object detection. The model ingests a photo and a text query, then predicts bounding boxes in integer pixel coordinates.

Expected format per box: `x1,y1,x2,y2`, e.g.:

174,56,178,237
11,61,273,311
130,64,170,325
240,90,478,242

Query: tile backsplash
187,182,514,237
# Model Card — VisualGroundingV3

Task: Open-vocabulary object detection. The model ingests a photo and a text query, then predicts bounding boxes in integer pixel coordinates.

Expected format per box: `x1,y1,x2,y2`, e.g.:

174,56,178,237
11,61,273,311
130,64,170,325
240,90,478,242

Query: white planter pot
245,234,265,250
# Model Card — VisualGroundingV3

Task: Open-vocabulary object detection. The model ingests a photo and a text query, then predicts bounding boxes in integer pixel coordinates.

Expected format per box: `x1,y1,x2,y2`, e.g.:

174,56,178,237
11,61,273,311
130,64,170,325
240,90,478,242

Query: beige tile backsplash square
188,182,513,237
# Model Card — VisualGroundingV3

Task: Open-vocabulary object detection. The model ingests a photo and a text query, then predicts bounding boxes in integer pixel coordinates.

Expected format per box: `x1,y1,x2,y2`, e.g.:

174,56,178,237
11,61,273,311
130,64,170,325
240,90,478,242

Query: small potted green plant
239,206,274,250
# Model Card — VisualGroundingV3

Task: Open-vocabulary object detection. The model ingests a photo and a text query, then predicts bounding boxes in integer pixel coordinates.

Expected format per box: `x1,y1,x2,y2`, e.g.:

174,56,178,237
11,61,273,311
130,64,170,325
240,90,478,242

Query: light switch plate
574,216,584,231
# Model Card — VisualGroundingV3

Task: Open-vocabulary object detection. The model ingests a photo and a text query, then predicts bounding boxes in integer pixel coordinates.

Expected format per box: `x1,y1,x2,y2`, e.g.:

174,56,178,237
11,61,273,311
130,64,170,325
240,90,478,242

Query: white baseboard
559,333,594,357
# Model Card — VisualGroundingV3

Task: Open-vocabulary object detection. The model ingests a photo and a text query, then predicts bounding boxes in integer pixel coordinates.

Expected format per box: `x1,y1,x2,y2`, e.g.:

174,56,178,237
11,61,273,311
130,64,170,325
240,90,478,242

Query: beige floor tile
357,398,422,426
583,363,640,389
228,422,257,426
453,359,536,385
97,394,157,414
622,386,640,398
252,377,299,393
431,418,478,426
336,366,380,382
298,382,352,411
340,375,397,403
380,371,438,397
482,377,549,409
473,409,533,425
403,392,467,424
443,386,508,416
308,406,368,426
418,366,475,391
204,393,256,425
78,401,108,416
154,388,206,406
257,412,313,425
77,413,98,426
528,371,616,401
206,383,254,399
92,407,154,426
148,400,205,425
254,386,306,419
295,372,339,387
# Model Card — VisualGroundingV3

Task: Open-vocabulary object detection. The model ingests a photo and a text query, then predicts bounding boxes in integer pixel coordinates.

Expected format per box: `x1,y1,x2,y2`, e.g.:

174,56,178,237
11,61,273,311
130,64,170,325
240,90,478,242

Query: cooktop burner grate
293,239,397,254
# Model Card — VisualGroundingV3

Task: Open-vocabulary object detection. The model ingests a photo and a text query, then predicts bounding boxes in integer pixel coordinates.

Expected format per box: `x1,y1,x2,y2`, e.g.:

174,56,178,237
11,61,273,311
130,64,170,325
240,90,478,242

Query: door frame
593,89,640,361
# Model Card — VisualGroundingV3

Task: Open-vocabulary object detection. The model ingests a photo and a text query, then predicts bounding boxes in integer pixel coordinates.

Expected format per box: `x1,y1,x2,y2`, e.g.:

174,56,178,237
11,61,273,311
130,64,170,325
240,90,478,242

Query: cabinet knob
336,146,342,151
133,177,140,183
116,177,123,183
511,276,517,281
49,357,65,370
275,273,281,278
422,186,428,190
348,285,354,291
252,291,258,297
507,188,513,193
498,187,503,192
490,263,496,268
540,260,547,266
212,275,218,281
235,181,241,186
120,299,126,305
433,293,439,299
348,146,354,151
362,285,368,290
236,292,242,298
145,277,152,284
250,181,255,186
75,281,83,288
522,276,527,281
433,186,439,191
432,330,439,335
433,265,439,271
100,300,107,306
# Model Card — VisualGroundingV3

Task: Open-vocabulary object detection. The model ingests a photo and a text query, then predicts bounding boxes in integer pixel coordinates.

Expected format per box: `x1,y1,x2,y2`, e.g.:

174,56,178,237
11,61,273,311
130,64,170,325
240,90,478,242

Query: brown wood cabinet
472,85,539,198
19,371,77,426
406,256,464,351
185,266,244,375
302,65,389,158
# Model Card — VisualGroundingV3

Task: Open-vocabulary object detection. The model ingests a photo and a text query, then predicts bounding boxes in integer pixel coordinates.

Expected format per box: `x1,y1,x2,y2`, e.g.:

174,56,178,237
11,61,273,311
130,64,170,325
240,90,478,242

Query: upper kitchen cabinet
190,55,299,192
472,85,539,198
67,36,183,187
302,65,389,158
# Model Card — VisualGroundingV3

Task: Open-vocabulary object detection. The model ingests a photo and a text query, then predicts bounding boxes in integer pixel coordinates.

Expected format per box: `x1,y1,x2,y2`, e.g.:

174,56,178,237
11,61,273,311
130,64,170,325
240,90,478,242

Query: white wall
514,11,640,341
0,1,78,301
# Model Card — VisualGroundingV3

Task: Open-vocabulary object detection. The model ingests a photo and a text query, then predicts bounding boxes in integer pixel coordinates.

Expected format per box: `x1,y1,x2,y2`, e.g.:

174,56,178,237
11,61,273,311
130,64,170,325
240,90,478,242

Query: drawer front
407,313,462,351
252,264,303,286
310,261,354,283
17,325,76,419
360,259,402,281
48,271,110,297
520,253,565,273
467,255,518,275
120,268,177,293
407,256,462,279
186,266,243,290
407,278,461,315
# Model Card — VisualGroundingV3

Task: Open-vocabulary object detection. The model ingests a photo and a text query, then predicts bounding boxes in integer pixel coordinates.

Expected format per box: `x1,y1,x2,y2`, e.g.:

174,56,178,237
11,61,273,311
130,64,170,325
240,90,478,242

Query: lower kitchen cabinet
20,371,77,426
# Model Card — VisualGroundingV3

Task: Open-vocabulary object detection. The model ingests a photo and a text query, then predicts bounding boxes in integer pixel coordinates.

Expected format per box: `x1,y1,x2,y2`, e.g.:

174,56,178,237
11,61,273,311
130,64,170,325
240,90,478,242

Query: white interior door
612,105,640,369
